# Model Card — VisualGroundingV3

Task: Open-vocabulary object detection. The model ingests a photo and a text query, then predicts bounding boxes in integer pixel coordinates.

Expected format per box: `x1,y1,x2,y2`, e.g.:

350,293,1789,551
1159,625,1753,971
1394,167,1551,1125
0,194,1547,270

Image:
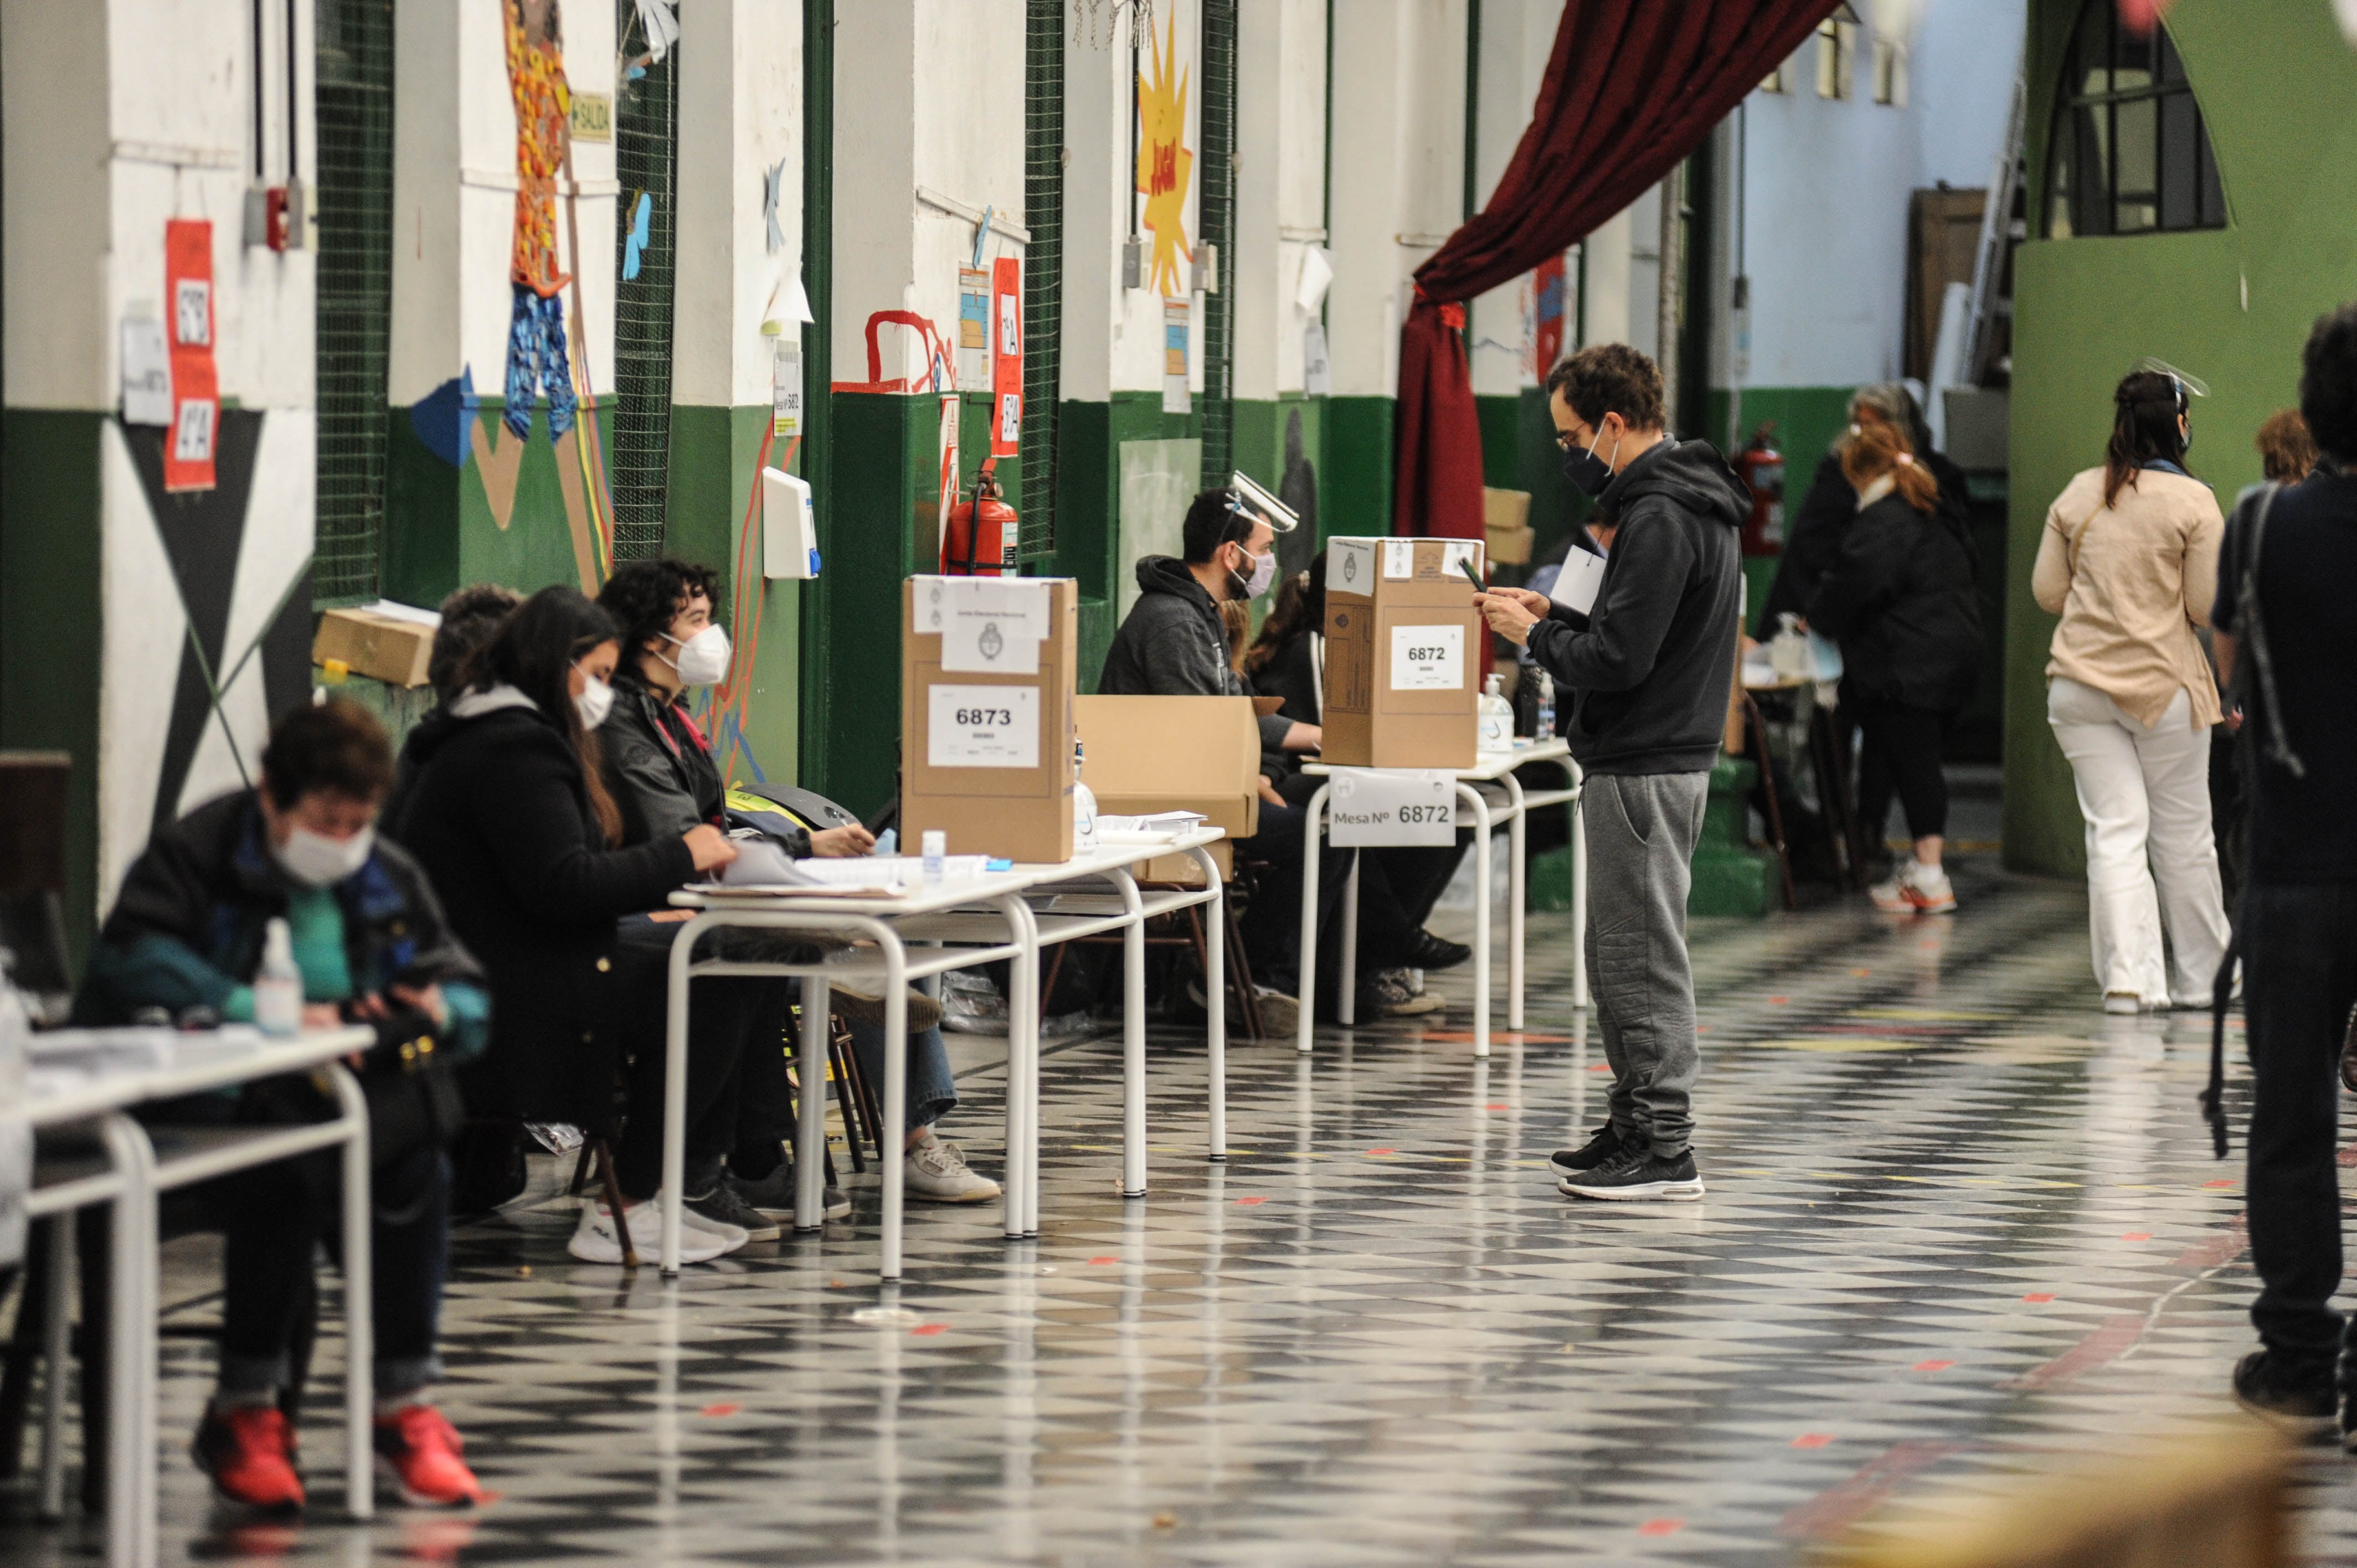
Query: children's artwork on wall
622,192,652,281
469,411,528,531
163,219,219,493
409,369,482,468
1135,4,1195,299
503,0,574,442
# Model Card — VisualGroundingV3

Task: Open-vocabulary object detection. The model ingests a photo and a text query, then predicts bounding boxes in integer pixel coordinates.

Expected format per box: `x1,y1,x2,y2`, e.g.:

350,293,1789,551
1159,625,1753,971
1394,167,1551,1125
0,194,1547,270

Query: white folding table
23,1025,376,1568
1295,738,1586,1057
658,829,1228,1279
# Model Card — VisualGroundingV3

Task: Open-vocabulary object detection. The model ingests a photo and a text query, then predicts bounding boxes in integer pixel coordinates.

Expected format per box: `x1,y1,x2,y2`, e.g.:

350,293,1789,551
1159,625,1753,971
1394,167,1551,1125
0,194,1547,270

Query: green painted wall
383,397,610,608
1054,390,1217,689
2006,0,2357,874
0,410,105,967
1324,395,1394,537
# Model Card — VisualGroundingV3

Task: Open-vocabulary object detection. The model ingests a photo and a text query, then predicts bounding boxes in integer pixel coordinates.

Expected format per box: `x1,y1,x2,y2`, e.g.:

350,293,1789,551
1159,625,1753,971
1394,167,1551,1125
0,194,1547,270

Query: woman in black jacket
384,586,744,1264
1807,420,1984,915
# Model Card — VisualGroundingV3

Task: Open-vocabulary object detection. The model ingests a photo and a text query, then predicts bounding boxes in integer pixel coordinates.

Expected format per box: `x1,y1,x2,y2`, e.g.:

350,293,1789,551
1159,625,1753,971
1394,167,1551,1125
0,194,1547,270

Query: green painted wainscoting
1,408,106,966
383,396,614,608
1323,395,1394,539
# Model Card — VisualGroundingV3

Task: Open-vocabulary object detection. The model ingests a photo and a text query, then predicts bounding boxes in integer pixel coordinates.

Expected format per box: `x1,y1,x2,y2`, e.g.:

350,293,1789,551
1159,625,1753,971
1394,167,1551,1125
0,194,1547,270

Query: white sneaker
1869,861,1955,914
904,1131,1001,1203
2103,992,2144,1016
567,1198,733,1265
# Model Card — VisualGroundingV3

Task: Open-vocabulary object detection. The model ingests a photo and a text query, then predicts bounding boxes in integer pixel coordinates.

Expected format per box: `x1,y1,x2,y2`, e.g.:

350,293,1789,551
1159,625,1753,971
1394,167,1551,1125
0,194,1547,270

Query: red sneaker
192,1405,305,1513
374,1404,482,1508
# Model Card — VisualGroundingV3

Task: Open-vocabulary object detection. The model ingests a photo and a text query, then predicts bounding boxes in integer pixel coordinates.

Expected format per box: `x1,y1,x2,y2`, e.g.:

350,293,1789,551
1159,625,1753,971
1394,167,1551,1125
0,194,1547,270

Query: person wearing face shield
74,699,493,1509
1099,486,1331,1035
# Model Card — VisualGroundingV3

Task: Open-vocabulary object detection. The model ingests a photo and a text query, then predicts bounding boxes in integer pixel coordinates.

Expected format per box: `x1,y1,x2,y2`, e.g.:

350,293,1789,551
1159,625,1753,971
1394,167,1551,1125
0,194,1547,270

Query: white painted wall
389,0,617,406
675,0,804,409
1233,0,1326,401
1467,0,1555,398
1737,0,2023,391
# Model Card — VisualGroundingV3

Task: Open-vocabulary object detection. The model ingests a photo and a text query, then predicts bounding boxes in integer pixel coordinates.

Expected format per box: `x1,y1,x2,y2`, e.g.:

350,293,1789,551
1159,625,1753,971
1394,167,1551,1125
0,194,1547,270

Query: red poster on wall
990,255,1021,458
163,219,219,493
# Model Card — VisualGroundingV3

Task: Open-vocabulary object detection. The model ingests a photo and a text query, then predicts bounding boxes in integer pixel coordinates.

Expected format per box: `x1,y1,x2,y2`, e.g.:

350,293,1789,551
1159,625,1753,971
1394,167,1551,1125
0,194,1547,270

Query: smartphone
1459,558,1486,593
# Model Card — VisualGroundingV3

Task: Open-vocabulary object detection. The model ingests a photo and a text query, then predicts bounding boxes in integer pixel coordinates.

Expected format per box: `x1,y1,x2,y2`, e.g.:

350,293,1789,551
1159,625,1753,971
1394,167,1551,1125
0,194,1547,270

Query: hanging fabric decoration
634,0,679,64
1393,0,1841,540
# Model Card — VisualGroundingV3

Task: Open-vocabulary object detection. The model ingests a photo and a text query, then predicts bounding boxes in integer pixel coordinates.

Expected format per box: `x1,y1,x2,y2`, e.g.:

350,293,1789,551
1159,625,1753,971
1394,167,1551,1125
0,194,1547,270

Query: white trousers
2046,677,2231,1005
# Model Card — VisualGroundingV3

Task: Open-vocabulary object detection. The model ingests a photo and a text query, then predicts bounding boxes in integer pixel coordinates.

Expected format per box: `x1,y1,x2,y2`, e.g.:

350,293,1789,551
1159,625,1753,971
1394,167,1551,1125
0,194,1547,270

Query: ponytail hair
2104,369,2190,507
1840,419,1939,514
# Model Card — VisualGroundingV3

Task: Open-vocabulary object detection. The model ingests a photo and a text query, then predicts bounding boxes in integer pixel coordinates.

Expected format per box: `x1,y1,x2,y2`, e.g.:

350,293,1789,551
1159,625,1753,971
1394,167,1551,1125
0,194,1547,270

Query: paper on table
1549,549,1607,616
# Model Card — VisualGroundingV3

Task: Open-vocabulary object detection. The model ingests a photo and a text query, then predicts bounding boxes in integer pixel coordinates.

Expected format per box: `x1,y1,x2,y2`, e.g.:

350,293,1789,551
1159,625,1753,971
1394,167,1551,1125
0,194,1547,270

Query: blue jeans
847,1018,959,1137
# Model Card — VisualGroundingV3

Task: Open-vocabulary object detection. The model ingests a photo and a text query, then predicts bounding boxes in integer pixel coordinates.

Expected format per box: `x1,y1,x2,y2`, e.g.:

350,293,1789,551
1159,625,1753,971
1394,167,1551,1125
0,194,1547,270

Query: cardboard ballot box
1320,536,1485,770
1073,695,1263,885
312,606,436,688
902,575,1078,863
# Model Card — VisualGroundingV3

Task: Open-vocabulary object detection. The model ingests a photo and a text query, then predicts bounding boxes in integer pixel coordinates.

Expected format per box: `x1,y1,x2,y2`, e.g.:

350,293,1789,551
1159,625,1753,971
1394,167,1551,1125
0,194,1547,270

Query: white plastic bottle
254,917,302,1036
1478,673,1515,753
1535,668,1557,740
1072,740,1100,855
920,829,946,885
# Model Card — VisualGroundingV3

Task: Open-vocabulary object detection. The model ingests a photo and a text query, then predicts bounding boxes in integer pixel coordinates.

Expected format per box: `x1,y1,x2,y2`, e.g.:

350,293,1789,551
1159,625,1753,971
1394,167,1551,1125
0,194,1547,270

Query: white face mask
277,824,374,889
574,670,616,731
1230,545,1278,601
661,623,732,688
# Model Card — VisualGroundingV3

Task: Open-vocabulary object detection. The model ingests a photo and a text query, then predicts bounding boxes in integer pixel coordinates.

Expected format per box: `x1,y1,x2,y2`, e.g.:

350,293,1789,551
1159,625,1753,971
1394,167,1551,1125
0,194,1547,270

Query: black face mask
1562,427,1620,499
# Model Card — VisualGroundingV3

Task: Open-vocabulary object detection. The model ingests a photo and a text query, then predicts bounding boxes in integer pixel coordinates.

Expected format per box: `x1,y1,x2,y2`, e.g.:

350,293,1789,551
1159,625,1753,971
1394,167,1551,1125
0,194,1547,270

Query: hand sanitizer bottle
1535,669,1557,740
1072,740,1100,855
921,830,946,885
254,917,302,1036
1478,673,1515,754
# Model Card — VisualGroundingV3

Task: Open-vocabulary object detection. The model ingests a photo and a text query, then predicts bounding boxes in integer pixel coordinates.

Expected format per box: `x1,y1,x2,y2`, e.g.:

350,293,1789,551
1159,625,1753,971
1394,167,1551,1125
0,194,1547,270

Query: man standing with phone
1474,344,1748,1202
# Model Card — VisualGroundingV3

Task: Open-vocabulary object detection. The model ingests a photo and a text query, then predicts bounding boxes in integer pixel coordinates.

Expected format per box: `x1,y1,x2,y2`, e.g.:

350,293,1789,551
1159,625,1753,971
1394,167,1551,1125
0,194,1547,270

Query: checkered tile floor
8,860,2355,1565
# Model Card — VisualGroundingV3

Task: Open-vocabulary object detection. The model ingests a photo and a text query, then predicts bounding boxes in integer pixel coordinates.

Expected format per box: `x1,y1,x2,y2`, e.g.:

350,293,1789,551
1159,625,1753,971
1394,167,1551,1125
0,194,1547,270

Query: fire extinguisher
1736,421,1785,558
941,457,1018,576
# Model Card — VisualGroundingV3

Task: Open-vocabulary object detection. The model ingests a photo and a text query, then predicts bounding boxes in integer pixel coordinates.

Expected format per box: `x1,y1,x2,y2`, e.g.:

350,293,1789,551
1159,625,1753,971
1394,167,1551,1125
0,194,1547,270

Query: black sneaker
728,1163,849,1223
1547,1123,1630,1177
685,1181,783,1241
1558,1145,1705,1202
1402,929,1473,972
2232,1350,2335,1435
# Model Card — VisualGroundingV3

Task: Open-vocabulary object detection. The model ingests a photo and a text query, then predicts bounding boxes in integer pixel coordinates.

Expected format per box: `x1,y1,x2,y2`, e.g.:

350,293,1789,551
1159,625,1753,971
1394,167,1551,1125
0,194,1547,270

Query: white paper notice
928,685,1039,769
1550,549,1607,616
940,577,1050,673
1329,768,1456,847
121,318,172,426
1325,538,1375,594
1382,539,1416,579
1390,623,1464,691
1295,244,1334,313
1440,539,1482,584
1303,321,1331,396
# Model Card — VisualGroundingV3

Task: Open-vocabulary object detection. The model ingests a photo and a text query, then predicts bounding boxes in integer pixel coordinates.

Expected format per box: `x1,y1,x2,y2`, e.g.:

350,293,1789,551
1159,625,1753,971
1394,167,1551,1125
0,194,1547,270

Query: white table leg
1504,772,1528,1033
1297,784,1327,1056
879,937,909,1281
1457,785,1494,1058
1116,869,1147,1198
1337,852,1360,1025
1571,766,1591,1011
325,1065,373,1520
660,916,707,1275
1008,900,1044,1238
1193,846,1227,1162
97,1114,151,1568
37,1214,73,1519
796,977,831,1232
999,896,1035,1240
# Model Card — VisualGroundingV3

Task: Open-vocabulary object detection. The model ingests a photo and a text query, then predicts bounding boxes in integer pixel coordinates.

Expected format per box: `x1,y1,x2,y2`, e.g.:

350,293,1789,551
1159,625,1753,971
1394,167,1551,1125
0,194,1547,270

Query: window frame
2044,5,2226,240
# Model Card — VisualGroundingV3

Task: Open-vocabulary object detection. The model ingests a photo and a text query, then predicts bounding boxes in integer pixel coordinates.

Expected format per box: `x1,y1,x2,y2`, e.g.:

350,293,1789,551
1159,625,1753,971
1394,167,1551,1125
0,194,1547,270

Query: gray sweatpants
1582,771,1710,1156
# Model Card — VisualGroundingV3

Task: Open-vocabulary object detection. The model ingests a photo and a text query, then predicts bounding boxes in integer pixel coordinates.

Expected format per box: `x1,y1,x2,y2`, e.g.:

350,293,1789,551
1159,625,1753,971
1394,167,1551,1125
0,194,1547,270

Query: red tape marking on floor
1636,1519,1683,1536
1366,1148,1396,1156
2022,1293,2055,1303
1236,1195,1267,1205
1791,1433,1834,1449
1778,1440,1969,1541
699,1402,739,1417
1912,1359,1953,1372
2122,1232,2152,1241
911,1323,946,1335
1087,1256,1118,1265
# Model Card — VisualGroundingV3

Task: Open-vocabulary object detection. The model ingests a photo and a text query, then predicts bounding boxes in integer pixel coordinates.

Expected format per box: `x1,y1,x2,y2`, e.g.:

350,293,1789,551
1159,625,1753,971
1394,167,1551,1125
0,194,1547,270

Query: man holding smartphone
1474,344,1748,1202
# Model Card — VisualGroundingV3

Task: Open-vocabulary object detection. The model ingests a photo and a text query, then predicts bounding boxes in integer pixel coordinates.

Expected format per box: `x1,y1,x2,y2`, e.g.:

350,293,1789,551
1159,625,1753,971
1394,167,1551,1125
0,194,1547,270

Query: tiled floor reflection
8,860,2353,1565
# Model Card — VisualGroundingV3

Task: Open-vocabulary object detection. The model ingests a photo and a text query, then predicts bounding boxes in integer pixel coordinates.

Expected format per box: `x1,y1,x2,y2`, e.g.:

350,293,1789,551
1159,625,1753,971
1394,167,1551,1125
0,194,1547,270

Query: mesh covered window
1018,0,1064,561
611,3,680,562
1197,0,1236,487
2045,3,2225,239
313,0,394,604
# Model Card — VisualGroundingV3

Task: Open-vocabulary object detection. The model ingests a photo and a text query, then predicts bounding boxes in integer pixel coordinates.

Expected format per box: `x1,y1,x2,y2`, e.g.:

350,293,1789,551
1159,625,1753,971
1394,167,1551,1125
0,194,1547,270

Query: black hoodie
1100,555,1297,757
1525,437,1749,776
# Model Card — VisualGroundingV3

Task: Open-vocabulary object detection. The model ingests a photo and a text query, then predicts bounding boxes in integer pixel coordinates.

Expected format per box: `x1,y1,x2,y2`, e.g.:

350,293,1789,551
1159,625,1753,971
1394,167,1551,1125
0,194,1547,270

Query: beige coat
2031,466,2224,729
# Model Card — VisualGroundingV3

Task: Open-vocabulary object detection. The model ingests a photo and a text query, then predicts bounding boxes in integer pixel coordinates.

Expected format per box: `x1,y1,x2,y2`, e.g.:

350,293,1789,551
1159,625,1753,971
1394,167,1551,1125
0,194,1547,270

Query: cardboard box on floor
1483,487,1534,565
312,606,435,688
1320,536,1485,770
901,576,1078,863
1073,694,1262,885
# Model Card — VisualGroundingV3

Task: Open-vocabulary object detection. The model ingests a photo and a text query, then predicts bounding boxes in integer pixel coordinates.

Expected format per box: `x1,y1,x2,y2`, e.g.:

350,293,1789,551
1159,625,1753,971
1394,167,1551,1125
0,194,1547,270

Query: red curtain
1395,0,1844,539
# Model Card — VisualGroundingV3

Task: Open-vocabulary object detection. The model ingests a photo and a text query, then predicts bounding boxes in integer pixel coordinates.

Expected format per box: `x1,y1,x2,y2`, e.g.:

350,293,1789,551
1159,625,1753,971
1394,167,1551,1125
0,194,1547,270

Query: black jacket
1807,491,1983,710
1248,632,1321,729
1099,556,1295,757
74,789,482,1024
1525,438,1749,776
382,696,696,1124
1762,447,1973,630
598,669,815,855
